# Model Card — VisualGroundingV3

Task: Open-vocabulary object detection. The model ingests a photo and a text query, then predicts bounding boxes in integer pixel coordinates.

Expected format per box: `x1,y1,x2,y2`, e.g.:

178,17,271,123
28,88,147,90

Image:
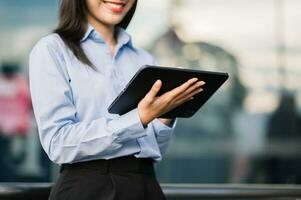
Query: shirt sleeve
151,118,177,155
29,38,147,164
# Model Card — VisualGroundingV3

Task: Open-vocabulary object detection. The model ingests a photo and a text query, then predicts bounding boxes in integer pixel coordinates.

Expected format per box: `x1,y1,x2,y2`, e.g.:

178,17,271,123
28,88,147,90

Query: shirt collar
80,24,133,48
80,24,94,42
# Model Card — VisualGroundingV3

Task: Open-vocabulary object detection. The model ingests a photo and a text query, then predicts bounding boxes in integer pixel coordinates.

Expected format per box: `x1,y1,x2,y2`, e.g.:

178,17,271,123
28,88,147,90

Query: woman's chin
101,15,124,26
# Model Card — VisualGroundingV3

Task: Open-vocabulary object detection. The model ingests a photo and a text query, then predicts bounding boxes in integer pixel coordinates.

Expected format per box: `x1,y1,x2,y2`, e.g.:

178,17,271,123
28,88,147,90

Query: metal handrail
163,184,301,199
0,183,301,200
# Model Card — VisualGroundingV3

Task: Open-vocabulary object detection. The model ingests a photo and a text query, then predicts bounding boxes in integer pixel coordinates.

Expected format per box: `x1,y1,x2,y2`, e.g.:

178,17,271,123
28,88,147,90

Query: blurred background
0,0,300,184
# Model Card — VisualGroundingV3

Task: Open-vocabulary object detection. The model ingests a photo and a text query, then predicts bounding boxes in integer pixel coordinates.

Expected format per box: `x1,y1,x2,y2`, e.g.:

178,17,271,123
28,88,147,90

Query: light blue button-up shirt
29,24,177,164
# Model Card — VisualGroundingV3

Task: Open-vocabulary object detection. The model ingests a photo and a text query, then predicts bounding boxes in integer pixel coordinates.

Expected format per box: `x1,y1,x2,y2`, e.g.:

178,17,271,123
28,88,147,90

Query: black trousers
49,156,166,200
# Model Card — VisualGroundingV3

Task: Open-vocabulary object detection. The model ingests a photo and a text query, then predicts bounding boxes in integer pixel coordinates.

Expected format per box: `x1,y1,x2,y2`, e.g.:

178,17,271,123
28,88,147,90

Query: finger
174,87,203,105
172,81,205,103
183,87,203,102
168,77,199,98
144,80,162,100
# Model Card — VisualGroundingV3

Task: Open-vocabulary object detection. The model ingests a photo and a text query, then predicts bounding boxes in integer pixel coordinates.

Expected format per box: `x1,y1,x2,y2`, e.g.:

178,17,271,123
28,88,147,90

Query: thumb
146,80,162,100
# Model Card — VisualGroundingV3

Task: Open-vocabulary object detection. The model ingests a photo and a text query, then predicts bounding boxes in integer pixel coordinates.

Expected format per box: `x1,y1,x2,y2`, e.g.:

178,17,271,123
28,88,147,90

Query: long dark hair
54,0,137,69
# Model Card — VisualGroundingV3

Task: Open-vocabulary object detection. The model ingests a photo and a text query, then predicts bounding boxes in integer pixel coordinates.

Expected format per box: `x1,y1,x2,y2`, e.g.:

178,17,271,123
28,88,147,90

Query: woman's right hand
137,78,205,127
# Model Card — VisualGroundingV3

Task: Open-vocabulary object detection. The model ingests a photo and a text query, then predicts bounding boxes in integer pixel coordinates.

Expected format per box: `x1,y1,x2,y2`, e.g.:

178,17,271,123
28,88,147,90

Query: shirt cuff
109,108,147,143
153,118,177,132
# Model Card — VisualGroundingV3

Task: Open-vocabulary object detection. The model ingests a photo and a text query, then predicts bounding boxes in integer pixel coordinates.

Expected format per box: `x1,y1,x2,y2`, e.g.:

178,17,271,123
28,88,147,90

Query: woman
29,0,205,199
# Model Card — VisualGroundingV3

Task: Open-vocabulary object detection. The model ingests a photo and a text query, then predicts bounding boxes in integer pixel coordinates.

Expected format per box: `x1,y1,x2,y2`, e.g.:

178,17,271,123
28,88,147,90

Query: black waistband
60,156,155,175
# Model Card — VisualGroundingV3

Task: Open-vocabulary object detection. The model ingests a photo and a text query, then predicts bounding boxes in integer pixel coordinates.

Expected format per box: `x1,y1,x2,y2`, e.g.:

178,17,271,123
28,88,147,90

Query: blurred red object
0,74,31,135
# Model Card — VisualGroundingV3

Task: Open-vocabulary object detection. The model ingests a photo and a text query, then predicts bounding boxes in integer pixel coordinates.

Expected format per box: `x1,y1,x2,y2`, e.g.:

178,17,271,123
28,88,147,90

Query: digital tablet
108,65,229,118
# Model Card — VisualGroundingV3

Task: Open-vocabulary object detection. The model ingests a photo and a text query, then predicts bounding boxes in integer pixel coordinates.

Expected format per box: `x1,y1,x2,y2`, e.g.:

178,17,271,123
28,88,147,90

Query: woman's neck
87,15,117,57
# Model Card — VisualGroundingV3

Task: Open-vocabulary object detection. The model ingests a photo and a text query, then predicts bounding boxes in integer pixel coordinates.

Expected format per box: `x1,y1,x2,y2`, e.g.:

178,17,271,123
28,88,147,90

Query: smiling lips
104,1,126,13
